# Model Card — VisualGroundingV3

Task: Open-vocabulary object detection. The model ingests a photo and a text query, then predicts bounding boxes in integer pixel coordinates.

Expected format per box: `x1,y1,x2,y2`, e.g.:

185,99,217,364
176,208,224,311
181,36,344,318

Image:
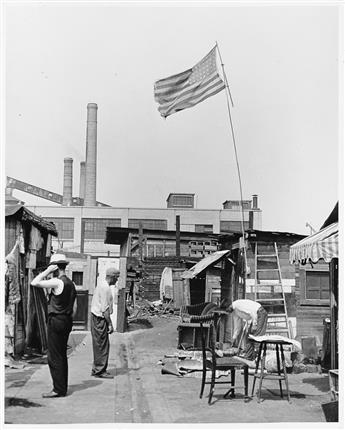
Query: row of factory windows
45,217,250,240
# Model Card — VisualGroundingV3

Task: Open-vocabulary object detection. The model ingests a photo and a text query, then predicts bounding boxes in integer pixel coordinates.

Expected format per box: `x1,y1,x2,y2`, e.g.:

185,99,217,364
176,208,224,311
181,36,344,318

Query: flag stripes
154,47,225,117
158,74,225,117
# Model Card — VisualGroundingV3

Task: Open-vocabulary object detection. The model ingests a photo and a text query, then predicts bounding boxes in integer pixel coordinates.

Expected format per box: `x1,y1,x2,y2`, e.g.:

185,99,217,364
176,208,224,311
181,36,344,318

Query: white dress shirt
91,280,113,318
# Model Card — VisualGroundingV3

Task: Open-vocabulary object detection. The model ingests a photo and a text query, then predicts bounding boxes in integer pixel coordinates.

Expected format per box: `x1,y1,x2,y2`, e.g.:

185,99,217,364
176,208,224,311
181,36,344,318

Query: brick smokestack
63,157,73,206
79,161,86,201
84,103,97,206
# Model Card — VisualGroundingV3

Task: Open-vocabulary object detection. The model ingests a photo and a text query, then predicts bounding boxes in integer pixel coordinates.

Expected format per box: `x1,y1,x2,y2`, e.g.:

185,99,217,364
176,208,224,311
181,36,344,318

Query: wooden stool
251,339,291,402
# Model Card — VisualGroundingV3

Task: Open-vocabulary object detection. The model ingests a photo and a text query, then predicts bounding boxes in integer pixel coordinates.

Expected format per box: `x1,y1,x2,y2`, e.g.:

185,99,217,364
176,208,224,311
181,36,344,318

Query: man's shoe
42,390,65,398
93,371,114,379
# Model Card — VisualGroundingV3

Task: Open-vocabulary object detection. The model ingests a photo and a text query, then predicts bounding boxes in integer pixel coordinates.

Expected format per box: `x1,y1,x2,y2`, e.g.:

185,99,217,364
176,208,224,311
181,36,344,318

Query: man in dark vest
31,253,77,398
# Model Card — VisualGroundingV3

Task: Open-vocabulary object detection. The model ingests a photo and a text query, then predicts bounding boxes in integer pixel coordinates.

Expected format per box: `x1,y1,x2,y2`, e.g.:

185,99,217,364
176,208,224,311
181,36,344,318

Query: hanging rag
29,225,44,251
18,228,25,254
46,234,52,257
5,304,15,355
159,267,173,300
5,245,21,305
26,225,44,269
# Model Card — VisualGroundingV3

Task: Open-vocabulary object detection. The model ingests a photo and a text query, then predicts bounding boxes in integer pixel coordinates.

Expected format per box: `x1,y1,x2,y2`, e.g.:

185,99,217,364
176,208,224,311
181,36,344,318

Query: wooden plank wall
172,268,186,309
246,242,296,281
142,257,185,301
206,267,222,305
295,264,330,346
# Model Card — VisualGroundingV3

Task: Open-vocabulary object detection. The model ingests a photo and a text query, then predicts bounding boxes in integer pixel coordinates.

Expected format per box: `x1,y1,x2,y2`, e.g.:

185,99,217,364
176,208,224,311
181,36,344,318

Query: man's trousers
47,314,73,395
91,313,110,375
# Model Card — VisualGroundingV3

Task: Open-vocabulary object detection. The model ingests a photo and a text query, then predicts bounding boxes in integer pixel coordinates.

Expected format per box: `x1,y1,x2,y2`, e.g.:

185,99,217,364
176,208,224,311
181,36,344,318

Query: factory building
25,195,261,257
7,103,262,258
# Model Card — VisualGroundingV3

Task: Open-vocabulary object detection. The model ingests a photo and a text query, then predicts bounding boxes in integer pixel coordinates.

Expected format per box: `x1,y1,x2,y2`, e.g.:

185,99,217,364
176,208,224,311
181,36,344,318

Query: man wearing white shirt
228,299,268,360
90,267,119,378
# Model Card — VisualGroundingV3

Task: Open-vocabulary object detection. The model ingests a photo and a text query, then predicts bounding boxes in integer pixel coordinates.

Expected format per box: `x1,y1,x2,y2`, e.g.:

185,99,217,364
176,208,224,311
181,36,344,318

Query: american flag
154,47,226,118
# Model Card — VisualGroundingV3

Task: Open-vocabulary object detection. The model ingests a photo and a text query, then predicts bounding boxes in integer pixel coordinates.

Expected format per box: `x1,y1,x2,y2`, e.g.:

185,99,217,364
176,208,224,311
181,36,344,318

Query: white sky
4,1,342,234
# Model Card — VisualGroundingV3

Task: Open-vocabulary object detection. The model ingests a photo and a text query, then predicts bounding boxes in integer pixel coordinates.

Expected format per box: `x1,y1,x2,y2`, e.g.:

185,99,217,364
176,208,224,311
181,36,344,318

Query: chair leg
200,367,206,399
257,343,267,403
280,344,291,403
252,342,262,397
276,344,283,398
230,369,236,398
224,368,236,398
244,366,249,400
208,366,216,405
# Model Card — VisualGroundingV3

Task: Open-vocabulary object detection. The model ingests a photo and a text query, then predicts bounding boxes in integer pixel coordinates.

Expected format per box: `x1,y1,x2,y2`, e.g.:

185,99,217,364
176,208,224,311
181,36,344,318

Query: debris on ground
159,349,231,379
128,298,180,323
4,355,26,369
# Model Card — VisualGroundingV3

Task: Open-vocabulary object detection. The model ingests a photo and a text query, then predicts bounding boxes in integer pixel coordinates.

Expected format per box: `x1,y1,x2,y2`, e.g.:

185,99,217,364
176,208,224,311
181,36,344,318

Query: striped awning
289,222,338,264
181,250,230,279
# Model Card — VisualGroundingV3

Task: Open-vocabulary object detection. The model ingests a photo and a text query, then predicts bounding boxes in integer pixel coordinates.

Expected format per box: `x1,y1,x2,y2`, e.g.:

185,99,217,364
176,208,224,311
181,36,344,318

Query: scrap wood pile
157,350,231,379
128,298,180,323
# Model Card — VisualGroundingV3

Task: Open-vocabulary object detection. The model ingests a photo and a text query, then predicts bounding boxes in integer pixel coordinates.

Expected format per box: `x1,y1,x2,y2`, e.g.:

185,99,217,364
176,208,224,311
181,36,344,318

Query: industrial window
195,224,213,233
171,195,194,207
72,271,84,286
44,217,74,239
300,267,330,306
128,219,167,230
220,220,250,233
146,243,165,257
223,200,251,209
83,218,121,240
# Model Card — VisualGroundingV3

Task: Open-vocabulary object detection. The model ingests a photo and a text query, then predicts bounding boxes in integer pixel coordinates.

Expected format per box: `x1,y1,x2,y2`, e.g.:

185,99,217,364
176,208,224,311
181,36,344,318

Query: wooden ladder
254,242,291,339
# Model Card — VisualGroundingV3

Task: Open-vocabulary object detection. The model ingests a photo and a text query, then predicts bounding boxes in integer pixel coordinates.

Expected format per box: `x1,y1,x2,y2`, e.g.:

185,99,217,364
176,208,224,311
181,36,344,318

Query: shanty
3,2,341,427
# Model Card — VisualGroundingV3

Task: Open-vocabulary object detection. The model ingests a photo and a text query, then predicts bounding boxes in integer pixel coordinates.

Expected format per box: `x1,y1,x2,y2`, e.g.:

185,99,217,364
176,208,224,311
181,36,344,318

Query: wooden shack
219,230,306,338
290,204,338,369
105,226,222,331
5,200,57,356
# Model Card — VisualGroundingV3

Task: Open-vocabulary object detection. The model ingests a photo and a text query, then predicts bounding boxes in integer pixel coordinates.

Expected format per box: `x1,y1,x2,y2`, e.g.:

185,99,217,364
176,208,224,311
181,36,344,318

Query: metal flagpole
215,41,248,285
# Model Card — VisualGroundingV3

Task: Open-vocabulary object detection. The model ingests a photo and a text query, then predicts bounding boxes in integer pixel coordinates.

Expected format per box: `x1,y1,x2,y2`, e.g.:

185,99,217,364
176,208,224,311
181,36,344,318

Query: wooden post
176,215,180,258
330,259,338,369
182,279,191,306
138,222,143,263
116,287,127,333
80,220,85,254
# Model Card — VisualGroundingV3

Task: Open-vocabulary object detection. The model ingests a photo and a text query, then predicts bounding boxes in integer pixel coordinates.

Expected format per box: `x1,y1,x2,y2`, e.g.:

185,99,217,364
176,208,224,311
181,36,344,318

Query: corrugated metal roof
289,222,338,264
181,250,230,279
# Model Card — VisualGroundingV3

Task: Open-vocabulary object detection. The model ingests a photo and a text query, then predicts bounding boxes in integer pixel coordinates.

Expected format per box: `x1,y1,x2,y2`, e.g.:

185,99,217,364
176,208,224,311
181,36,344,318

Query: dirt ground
4,315,339,425
113,316,334,423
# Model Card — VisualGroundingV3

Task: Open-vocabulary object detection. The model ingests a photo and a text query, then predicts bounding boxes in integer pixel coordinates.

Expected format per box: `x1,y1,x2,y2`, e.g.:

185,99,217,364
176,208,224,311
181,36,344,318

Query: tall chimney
252,194,258,209
79,161,86,201
84,103,98,206
63,157,73,206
